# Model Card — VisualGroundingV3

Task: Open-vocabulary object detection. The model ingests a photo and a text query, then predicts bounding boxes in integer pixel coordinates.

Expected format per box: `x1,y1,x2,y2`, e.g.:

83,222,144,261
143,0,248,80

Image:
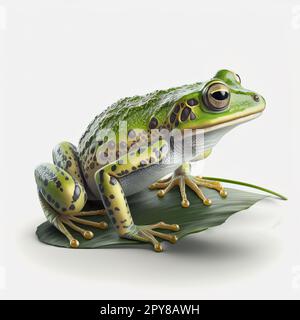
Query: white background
0,0,299,299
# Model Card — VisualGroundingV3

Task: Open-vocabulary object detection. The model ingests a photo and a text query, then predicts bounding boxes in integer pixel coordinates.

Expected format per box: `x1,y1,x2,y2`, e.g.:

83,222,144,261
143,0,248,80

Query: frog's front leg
95,141,180,252
149,162,227,208
35,142,108,248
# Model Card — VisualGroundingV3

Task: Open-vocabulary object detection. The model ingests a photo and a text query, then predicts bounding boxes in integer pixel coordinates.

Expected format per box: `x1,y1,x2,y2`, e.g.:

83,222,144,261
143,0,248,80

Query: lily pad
36,187,267,249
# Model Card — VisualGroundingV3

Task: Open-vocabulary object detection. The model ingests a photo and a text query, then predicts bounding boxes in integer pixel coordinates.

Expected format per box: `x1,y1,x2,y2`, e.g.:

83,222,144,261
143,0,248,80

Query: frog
34,69,266,252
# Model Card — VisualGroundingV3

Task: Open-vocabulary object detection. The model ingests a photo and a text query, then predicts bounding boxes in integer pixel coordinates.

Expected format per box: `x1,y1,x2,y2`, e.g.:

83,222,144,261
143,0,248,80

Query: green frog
35,69,266,252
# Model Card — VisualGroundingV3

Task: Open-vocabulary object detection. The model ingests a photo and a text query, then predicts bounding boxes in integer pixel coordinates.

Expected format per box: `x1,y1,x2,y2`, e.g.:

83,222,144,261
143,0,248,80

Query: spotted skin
96,169,133,235
165,96,200,129
82,126,169,198
35,142,107,248
52,142,85,185
35,163,87,214
95,139,172,240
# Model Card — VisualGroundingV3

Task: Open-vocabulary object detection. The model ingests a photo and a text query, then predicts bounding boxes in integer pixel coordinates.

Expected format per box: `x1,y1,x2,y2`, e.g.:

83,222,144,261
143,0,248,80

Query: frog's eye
235,73,241,84
203,83,230,111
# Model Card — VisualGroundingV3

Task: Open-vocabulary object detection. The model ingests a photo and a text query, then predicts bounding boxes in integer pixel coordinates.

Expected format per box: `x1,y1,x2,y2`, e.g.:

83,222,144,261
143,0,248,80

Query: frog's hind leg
35,163,108,248
35,142,108,248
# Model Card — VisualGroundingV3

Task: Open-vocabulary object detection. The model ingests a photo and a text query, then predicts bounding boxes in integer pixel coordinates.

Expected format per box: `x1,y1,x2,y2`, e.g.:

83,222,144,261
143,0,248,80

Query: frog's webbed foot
58,210,108,248
123,222,180,252
41,203,107,248
149,165,227,208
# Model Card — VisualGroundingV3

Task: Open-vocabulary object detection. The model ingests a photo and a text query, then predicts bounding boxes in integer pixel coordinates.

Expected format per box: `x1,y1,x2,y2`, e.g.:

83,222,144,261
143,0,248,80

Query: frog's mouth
203,111,263,133
184,111,264,156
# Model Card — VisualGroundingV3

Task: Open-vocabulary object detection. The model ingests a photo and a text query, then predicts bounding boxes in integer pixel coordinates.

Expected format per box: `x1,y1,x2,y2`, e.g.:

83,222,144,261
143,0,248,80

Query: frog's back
78,82,202,197
78,82,202,152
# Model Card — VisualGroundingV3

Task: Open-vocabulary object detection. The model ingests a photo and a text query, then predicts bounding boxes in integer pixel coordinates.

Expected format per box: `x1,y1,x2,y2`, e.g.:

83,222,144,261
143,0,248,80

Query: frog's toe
149,173,229,207
123,221,180,252
181,199,190,208
220,189,228,198
151,221,180,232
151,176,185,202
68,216,108,230
52,212,108,248
61,217,95,241
184,176,212,205
70,239,80,248
75,209,106,217
83,230,94,240
194,176,228,198
149,180,171,190
150,175,202,208
148,176,171,190
54,216,83,248
150,230,178,244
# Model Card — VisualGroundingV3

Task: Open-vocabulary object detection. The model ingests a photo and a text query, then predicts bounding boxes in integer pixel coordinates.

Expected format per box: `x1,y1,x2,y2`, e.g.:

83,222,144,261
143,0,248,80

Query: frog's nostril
253,94,260,102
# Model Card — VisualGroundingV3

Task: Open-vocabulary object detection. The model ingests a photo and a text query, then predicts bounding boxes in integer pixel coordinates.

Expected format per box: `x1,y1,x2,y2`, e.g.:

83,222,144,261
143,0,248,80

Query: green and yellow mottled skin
35,70,266,252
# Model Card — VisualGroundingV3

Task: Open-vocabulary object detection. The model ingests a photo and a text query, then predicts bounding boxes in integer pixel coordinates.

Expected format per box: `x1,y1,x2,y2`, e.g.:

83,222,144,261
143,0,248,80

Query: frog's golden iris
203,82,231,111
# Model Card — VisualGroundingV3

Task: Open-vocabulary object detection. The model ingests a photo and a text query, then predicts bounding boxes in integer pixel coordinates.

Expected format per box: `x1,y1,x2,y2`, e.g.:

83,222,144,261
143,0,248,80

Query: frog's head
167,69,266,131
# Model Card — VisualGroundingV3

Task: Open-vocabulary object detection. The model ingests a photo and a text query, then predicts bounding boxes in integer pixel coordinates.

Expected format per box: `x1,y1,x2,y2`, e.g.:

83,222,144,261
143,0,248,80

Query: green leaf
36,187,267,249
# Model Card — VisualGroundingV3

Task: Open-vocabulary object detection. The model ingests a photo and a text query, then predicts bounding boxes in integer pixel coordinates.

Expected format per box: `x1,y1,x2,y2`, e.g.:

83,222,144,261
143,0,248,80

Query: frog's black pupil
211,91,228,100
